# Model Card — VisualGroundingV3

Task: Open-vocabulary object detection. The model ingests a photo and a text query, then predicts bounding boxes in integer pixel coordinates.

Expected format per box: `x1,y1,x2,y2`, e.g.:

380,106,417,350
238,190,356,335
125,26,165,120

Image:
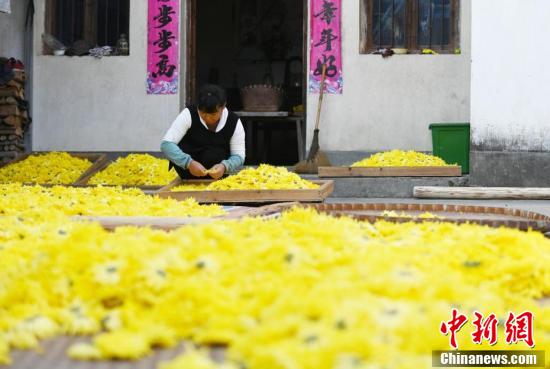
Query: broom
294,64,331,174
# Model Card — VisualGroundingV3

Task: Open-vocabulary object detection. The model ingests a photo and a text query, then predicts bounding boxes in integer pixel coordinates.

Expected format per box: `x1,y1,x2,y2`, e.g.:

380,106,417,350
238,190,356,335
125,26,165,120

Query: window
45,0,130,53
360,0,459,53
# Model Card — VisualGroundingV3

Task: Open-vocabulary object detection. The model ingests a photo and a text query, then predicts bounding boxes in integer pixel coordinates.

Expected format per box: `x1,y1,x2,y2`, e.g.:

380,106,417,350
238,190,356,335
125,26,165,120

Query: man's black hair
197,84,226,113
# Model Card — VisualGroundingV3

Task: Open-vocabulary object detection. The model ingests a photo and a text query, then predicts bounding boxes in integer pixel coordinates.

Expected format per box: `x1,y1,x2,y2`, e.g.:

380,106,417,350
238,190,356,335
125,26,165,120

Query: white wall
32,0,181,151
471,0,550,152
30,0,471,152
0,0,26,60
307,0,471,152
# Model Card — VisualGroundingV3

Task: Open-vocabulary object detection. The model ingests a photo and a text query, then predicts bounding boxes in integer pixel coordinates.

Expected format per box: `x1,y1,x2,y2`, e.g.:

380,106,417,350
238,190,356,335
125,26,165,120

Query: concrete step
303,175,469,198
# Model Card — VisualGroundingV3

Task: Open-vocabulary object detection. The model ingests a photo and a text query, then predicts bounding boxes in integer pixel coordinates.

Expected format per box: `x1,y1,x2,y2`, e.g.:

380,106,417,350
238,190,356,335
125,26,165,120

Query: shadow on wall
471,129,550,152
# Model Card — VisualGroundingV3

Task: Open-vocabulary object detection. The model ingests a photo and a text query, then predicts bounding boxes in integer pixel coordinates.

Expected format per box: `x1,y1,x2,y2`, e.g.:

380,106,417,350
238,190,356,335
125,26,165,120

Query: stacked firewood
0,60,30,165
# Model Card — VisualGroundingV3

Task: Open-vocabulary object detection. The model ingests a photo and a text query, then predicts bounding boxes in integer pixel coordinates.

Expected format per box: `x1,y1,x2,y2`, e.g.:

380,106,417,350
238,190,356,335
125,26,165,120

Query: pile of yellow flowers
351,150,451,167
172,165,318,191
171,183,210,192
1,208,548,368
0,152,92,184
0,183,224,219
89,154,177,186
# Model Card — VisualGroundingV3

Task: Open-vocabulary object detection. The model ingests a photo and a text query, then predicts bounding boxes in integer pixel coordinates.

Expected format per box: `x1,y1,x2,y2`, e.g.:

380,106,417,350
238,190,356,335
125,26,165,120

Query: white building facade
1,0,548,185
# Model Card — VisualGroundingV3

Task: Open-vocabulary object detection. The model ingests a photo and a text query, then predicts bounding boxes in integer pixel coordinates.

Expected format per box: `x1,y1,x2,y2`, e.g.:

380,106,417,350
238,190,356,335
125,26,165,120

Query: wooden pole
415,186,550,200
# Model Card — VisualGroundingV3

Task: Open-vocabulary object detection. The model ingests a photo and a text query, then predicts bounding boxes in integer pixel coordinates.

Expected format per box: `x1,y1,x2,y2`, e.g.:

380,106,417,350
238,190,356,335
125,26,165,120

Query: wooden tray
74,159,174,190
71,183,165,192
156,178,334,204
303,202,550,232
71,184,163,195
72,202,299,230
318,166,462,177
0,152,108,185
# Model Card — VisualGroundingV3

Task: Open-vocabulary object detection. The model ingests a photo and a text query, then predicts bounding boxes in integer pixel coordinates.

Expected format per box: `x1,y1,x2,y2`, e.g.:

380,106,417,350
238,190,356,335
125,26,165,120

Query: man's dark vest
169,105,239,172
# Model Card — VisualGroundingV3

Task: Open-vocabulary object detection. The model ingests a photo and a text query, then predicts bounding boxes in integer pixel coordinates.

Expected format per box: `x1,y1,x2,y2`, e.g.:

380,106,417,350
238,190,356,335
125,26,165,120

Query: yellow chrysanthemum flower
171,183,210,192
93,330,151,360
0,207,549,368
89,154,177,186
0,183,224,218
67,342,102,361
0,336,10,365
160,346,238,369
352,150,452,167
0,152,92,184
172,165,318,191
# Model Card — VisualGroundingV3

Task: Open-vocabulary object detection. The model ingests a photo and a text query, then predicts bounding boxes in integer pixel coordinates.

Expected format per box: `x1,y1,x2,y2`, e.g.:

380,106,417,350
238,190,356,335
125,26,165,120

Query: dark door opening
186,0,307,165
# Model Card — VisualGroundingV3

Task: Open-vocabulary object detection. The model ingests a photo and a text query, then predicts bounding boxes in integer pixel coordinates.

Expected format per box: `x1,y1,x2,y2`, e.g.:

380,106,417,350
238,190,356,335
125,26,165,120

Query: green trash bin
429,123,470,174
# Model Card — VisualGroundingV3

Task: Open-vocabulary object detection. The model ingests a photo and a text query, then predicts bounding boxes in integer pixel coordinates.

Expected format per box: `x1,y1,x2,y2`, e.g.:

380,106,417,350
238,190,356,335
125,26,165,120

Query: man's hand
188,160,207,177
208,163,226,179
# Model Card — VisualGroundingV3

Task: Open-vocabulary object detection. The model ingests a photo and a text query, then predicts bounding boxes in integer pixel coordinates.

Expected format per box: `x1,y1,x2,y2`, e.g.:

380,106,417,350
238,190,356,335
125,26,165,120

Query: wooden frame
360,0,460,54
74,159,174,190
44,0,56,54
84,0,98,46
72,215,222,230
72,156,110,185
156,178,334,203
44,0,127,53
0,152,108,185
414,186,550,200
318,166,462,177
185,0,309,120
185,0,197,105
72,202,299,230
303,202,550,232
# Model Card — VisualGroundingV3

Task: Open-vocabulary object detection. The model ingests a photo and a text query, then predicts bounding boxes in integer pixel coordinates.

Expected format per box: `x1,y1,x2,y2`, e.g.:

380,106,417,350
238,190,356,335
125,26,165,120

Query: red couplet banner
147,0,180,95
309,0,343,94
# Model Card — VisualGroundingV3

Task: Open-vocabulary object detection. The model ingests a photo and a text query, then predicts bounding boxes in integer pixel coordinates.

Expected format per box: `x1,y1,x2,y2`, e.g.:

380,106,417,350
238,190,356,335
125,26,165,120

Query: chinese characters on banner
147,0,179,94
309,0,342,94
440,309,535,349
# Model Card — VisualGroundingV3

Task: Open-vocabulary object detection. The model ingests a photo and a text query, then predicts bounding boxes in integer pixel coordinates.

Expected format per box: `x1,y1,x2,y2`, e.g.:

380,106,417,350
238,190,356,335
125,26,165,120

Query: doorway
185,0,307,165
